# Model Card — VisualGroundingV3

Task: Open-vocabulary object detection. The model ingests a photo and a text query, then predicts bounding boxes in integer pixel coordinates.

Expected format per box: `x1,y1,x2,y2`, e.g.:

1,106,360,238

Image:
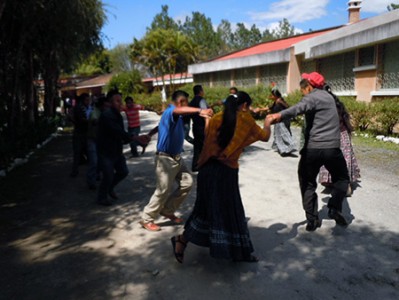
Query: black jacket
97,107,131,157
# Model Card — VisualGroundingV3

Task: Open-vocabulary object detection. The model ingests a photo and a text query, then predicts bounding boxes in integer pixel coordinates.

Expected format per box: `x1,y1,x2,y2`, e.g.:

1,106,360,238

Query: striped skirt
183,159,254,260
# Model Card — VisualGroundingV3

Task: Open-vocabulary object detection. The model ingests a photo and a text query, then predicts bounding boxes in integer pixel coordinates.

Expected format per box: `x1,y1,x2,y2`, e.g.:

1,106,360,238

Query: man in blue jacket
140,90,213,231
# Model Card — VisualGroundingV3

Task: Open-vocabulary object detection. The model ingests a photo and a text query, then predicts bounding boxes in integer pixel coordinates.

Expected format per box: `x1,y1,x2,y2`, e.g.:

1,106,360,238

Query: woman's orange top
197,111,268,169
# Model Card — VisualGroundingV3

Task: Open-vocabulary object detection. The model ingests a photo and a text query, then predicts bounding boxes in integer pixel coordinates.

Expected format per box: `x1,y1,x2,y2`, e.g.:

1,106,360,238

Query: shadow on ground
0,135,398,300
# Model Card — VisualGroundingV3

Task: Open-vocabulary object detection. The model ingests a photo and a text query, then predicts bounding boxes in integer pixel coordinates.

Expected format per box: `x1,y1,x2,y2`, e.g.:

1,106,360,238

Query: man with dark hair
229,86,238,94
140,90,213,231
268,72,350,231
96,90,150,206
86,96,108,190
189,85,209,171
70,93,91,177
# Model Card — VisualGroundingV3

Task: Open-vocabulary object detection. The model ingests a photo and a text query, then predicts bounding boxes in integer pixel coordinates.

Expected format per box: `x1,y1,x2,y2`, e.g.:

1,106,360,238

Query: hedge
131,85,399,136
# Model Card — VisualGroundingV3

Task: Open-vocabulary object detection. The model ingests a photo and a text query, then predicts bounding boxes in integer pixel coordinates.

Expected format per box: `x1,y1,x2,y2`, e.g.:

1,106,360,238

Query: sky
101,0,396,49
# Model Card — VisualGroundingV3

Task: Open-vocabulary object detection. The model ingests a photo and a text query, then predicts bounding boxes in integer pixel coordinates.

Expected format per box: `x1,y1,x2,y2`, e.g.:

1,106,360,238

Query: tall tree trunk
25,47,35,123
43,52,59,117
0,0,6,21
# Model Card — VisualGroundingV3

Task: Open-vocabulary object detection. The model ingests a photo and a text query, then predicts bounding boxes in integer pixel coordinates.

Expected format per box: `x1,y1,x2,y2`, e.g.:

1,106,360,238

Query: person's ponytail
217,95,238,149
217,91,253,149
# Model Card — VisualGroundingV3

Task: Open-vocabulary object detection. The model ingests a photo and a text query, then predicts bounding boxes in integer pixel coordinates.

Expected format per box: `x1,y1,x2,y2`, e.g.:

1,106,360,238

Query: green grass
352,134,399,152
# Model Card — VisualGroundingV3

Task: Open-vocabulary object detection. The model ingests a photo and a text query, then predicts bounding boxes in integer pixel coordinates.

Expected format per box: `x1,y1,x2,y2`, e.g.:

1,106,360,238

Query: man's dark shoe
97,199,113,206
306,219,321,232
108,191,119,200
328,208,348,226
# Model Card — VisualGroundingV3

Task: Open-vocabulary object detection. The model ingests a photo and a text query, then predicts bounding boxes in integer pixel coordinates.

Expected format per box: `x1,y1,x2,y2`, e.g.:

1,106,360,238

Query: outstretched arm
260,115,273,142
173,106,213,118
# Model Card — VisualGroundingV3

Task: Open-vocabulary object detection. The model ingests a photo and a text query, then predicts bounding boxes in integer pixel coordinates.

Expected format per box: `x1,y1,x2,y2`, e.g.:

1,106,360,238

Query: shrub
372,98,399,135
340,97,373,131
133,91,163,113
107,70,143,96
0,116,59,171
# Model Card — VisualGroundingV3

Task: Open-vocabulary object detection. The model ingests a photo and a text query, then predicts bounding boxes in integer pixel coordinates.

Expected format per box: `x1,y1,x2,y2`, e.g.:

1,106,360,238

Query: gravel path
0,111,398,300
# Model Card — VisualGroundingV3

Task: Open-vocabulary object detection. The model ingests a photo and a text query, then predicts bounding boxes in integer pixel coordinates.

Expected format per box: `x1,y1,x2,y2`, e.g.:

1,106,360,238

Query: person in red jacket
123,96,144,157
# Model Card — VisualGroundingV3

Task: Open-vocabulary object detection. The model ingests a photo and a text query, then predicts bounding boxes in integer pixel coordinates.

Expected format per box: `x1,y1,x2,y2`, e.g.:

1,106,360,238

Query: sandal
161,213,184,224
171,235,187,263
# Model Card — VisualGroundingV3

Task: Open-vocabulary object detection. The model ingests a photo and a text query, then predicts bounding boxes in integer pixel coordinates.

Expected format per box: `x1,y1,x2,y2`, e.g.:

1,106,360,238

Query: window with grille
194,73,211,87
301,60,315,74
318,51,355,92
214,70,232,87
378,40,399,89
234,67,257,87
259,63,288,92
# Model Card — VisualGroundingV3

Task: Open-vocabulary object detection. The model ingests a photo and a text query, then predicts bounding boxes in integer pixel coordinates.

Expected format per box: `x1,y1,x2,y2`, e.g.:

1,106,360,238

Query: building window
378,40,399,89
301,60,315,74
194,73,212,87
213,70,231,87
318,51,355,92
235,67,257,87
358,46,375,67
259,63,288,92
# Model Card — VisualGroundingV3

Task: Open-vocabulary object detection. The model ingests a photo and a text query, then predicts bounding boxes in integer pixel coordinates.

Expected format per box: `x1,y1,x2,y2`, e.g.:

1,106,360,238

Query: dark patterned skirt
183,159,254,260
319,129,360,184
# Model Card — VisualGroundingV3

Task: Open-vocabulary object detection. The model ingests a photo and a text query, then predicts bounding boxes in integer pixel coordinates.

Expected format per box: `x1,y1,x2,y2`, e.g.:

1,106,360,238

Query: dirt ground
0,111,398,300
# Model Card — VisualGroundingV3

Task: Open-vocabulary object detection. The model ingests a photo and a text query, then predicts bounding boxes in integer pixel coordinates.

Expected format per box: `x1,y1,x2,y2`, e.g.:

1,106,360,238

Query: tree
217,19,234,54
387,3,399,10
34,0,106,116
131,28,198,93
107,70,143,96
147,5,178,32
109,44,134,73
271,18,296,40
231,23,262,50
179,12,222,59
74,49,111,76
0,0,106,167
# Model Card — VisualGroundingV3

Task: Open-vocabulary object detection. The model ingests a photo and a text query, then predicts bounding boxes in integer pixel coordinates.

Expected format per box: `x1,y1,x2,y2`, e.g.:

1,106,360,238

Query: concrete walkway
0,111,398,300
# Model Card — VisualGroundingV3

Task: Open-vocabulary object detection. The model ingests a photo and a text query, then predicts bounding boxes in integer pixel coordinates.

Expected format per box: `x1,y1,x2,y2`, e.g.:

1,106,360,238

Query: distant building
189,1,399,102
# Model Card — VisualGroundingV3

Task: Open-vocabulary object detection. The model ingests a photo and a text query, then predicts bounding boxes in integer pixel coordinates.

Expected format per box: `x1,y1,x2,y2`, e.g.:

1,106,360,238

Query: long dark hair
324,85,353,133
217,91,252,149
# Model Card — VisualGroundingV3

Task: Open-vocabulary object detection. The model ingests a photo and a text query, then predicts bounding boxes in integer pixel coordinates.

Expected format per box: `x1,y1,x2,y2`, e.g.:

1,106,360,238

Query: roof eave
189,49,290,74
295,9,399,59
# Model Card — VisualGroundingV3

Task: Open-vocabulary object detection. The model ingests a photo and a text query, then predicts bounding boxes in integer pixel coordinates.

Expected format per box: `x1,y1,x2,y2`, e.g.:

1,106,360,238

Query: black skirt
183,159,254,260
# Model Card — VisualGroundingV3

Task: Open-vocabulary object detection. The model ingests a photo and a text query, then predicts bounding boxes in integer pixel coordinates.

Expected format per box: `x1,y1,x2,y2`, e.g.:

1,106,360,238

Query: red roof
213,28,339,61
75,73,114,88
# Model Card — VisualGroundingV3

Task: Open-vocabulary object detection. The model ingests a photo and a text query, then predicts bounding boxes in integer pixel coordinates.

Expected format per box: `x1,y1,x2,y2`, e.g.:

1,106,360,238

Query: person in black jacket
189,85,209,171
70,93,90,177
97,90,150,206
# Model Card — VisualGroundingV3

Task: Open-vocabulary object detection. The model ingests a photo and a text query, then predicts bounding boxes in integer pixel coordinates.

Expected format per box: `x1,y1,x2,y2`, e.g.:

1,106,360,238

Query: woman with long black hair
318,85,360,196
171,91,273,263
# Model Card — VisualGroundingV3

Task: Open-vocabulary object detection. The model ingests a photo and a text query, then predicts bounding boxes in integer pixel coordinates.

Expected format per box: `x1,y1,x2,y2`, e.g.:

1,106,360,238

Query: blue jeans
86,139,98,186
128,126,140,155
97,154,129,202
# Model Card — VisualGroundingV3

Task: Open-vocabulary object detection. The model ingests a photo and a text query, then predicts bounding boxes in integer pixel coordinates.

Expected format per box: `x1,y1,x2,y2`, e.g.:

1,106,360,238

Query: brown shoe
139,221,161,231
160,213,184,224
